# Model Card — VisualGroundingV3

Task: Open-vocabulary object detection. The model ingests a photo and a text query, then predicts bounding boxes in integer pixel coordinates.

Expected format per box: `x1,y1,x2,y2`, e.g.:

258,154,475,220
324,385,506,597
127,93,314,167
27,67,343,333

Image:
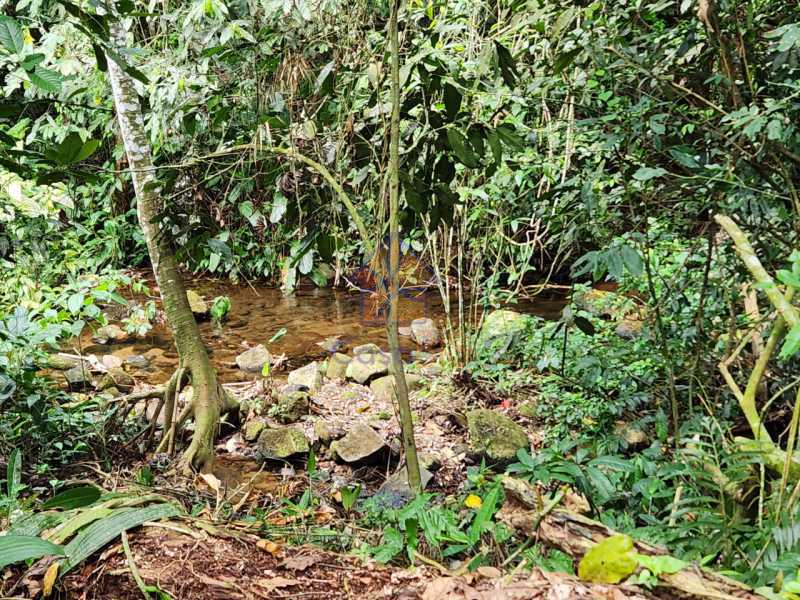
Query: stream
72,278,566,385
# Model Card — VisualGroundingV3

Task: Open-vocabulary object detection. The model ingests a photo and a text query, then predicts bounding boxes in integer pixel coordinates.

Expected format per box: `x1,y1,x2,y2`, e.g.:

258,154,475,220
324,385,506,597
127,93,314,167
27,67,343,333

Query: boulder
574,288,619,318
411,350,435,363
398,326,413,337
272,389,310,423
326,353,351,379
410,318,440,348
353,343,382,356
244,419,267,442
370,374,424,402
346,351,390,384
377,464,434,503
257,426,309,459
186,290,209,318
102,354,123,369
96,367,135,393
313,419,345,444
317,336,346,353
477,310,531,357
467,409,528,462
45,354,84,371
614,421,648,447
65,365,92,391
92,324,129,345
287,362,323,393
236,345,271,373
615,319,645,340
125,355,150,369
331,423,387,463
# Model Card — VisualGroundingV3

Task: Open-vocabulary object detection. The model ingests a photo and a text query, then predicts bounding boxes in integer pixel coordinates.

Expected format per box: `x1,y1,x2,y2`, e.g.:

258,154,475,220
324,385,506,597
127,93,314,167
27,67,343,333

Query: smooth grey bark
106,21,221,472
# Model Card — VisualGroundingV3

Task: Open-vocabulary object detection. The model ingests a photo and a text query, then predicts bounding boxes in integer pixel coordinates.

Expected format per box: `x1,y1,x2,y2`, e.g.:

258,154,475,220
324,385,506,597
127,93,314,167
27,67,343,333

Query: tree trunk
106,22,221,472
386,0,422,492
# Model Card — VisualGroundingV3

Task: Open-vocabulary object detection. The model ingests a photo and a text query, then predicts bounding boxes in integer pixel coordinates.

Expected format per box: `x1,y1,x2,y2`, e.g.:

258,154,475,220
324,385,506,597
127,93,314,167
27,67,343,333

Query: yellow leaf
464,494,483,509
578,534,638,584
42,562,59,597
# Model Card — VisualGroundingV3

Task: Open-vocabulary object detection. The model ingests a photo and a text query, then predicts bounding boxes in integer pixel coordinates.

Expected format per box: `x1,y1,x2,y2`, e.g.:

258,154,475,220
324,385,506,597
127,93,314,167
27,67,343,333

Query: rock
477,310,531,357
326,353,351,379
244,419,266,442
411,350,435,363
45,354,84,371
418,452,441,471
467,409,529,462
420,363,442,377
257,426,309,459
92,324,129,345
346,351,390,384
398,326,413,337
614,421,648,447
353,343,382,356
102,354,123,369
574,288,619,318
96,367,135,393
331,423,387,463
314,419,345,444
186,290,209,317
125,355,150,369
317,336,346,353
65,365,92,391
236,345,271,373
615,319,645,340
272,389,310,423
410,318,440,348
287,362,323,393
100,387,122,399
370,374,424,402
377,464,434,502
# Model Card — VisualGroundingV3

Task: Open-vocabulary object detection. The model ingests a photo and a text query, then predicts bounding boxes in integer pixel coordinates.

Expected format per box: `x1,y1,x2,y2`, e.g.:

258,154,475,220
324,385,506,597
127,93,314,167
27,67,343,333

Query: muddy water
77,279,565,385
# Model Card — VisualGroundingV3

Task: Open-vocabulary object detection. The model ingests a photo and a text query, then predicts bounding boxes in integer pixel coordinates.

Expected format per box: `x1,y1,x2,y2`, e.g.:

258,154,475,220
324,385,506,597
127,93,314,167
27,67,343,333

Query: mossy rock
326,353,351,379
346,351,390,384
244,419,266,441
331,423,387,463
186,290,209,318
96,367,135,392
287,362,323,393
257,426,309,459
272,390,310,424
467,409,528,462
477,310,532,358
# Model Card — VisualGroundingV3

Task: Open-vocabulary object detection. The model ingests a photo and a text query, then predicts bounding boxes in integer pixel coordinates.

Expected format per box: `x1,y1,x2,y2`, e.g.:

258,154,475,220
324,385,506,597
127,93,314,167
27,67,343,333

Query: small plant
340,484,361,513
210,295,231,326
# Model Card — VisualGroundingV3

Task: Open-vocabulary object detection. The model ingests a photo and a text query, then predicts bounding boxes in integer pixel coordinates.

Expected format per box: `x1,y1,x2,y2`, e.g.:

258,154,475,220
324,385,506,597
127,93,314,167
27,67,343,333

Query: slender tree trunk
387,0,421,492
106,22,221,472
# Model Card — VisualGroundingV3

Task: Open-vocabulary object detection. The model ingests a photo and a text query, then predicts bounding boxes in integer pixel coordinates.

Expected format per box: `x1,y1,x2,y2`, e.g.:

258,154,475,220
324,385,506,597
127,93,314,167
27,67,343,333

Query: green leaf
777,269,800,289
49,507,114,544
208,252,220,272
495,125,525,151
553,47,581,74
7,448,21,500
270,193,287,223
0,536,65,570
21,53,46,71
578,535,637,584
443,82,462,120
0,16,24,54
446,128,479,168
635,553,686,576
620,245,643,276
494,41,518,86
92,44,108,71
633,167,667,182
573,315,595,336
62,503,180,574
74,139,101,162
298,251,313,275
29,66,63,94
42,486,101,510
779,323,800,360
268,327,287,343
67,292,85,314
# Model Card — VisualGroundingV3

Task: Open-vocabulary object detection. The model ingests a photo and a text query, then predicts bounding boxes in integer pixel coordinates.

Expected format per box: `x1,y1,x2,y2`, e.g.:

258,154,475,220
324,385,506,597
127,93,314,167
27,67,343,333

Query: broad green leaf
270,194,287,223
42,486,101,510
48,507,113,544
779,323,800,360
67,292,85,314
0,16,24,54
298,251,313,275
553,47,581,74
7,447,21,499
74,139,101,163
578,535,637,584
635,553,686,576
0,536,65,570
62,503,180,573
208,252,221,272
443,82,462,120
29,66,62,94
633,167,667,181
446,128,479,168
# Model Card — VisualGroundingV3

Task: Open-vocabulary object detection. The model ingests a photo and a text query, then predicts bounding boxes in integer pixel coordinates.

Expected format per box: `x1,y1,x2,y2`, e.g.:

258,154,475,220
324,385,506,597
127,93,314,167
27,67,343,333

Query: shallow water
74,278,565,385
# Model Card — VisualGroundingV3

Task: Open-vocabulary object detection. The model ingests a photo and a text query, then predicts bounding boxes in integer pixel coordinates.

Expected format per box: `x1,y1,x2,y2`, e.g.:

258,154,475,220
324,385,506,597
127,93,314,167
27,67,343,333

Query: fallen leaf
256,576,299,592
42,563,59,597
281,554,316,572
257,539,283,556
198,473,222,493
476,566,501,579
